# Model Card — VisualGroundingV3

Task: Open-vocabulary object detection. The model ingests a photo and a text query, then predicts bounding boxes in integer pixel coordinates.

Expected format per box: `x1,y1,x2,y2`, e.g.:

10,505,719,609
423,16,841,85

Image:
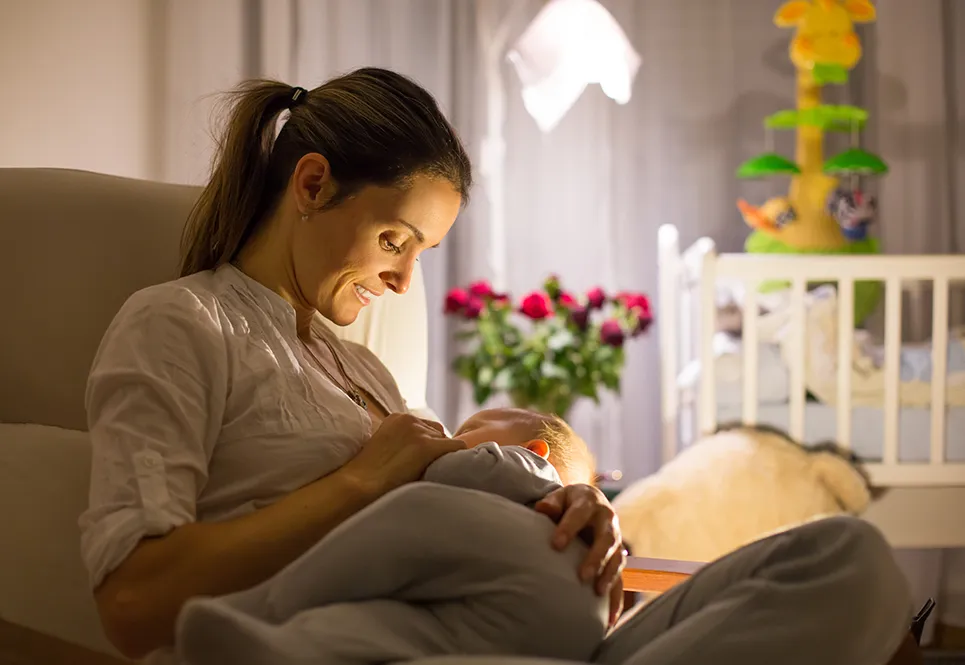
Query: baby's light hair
538,415,596,485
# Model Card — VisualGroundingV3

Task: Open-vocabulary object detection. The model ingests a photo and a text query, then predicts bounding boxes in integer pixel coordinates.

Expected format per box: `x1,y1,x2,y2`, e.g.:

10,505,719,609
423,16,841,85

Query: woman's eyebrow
397,219,440,248
397,219,425,243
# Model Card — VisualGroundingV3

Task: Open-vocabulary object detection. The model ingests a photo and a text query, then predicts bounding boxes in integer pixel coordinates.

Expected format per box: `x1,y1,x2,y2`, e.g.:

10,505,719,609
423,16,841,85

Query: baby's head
453,407,595,486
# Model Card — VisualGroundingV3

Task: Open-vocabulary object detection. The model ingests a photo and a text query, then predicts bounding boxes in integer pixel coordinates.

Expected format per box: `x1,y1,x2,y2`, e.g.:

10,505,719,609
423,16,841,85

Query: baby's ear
523,439,550,459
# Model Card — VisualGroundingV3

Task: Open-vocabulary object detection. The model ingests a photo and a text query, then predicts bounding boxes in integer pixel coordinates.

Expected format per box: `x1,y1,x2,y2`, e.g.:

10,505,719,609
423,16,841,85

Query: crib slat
789,278,807,441
883,278,902,465
699,251,717,434
658,225,681,466
742,281,759,425
930,277,949,465
836,279,854,448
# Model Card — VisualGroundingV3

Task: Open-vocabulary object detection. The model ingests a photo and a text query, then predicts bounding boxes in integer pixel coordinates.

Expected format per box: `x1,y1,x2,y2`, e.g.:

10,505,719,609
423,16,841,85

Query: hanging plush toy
826,187,877,241
735,0,885,326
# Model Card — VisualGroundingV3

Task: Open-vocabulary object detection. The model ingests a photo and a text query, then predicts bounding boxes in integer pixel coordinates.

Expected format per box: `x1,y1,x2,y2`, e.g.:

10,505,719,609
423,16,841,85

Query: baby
453,406,597,487
176,410,607,665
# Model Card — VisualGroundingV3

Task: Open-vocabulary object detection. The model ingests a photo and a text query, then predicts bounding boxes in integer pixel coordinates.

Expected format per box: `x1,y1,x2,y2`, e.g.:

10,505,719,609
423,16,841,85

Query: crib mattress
716,402,965,463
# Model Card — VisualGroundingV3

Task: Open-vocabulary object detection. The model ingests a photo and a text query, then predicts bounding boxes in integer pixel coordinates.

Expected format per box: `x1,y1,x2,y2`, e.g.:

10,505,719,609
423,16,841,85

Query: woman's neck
233,226,317,340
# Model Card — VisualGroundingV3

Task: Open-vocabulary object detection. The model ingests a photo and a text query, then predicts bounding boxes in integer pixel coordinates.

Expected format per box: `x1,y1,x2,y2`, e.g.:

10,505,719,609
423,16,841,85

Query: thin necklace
301,334,368,409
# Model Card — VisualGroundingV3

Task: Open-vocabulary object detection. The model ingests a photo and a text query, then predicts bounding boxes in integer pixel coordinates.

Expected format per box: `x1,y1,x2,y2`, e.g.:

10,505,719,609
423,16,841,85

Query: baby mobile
735,0,886,324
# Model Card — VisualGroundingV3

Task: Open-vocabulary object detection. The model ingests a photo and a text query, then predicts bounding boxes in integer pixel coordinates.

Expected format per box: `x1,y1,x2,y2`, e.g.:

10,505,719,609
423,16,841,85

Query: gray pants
595,514,912,665
177,486,911,665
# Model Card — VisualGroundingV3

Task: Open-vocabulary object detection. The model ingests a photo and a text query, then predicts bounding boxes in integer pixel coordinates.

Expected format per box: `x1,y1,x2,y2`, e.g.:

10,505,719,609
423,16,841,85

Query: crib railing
658,224,965,487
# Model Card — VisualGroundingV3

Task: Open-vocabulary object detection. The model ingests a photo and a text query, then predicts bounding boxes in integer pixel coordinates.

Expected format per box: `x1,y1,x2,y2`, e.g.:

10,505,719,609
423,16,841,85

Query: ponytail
179,80,294,277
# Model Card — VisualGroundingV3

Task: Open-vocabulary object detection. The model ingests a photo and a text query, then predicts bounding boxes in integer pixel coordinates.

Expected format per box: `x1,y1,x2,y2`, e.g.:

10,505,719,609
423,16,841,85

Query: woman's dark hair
179,67,472,276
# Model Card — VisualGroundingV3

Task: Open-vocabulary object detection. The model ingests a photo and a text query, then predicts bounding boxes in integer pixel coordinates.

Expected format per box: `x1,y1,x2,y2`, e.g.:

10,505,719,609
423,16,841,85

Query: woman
80,68,626,662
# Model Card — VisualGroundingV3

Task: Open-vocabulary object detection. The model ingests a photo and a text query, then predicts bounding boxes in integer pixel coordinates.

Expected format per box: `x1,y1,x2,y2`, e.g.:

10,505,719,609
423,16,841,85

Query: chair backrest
0,168,429,430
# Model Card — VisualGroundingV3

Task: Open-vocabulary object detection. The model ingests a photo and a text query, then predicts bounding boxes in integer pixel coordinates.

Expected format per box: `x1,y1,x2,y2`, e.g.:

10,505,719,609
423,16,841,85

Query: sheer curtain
153,0,963,635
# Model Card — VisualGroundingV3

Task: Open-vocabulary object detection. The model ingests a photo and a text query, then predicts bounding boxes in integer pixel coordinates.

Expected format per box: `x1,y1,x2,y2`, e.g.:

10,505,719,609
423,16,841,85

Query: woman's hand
342,413,466,497
534,484,626,627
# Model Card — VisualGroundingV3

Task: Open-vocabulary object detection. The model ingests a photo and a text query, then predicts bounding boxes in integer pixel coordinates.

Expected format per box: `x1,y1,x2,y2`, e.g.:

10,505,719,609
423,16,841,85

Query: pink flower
465,297,483,319
558,291,579,309
616,291,651,317
444,288,470,314
468,280,494,299
519,292,552,320
600,319,625,347
586,287,607,310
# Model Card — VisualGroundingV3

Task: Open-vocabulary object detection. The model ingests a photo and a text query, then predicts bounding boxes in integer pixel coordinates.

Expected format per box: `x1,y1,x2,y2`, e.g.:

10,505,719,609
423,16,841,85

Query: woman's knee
784,516,909,607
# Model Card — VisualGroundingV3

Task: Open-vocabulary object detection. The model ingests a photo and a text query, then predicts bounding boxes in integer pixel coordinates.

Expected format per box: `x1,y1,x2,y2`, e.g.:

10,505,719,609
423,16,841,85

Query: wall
0,0,154,179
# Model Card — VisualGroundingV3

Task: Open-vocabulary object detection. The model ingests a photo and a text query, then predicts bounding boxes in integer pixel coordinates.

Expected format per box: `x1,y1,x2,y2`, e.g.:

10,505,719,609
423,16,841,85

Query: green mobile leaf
823,148,889,176
813,63,848,85
736,153,801,179
764,105,868,132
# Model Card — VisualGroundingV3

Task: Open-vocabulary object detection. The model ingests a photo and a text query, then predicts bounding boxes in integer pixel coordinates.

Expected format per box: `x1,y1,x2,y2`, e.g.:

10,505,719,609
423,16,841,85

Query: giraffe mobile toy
736,0,886,323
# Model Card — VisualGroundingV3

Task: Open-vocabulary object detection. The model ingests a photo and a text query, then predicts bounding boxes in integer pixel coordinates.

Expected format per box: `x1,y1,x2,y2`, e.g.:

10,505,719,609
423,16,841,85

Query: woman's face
291,159,462,326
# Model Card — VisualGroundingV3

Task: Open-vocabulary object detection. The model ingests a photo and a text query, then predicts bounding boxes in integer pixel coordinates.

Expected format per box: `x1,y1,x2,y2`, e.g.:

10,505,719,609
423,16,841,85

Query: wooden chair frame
622,556,704,594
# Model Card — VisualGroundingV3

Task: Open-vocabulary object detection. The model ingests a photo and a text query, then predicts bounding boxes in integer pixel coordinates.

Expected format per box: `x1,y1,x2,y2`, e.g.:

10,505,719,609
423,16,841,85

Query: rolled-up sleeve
79,285,227,590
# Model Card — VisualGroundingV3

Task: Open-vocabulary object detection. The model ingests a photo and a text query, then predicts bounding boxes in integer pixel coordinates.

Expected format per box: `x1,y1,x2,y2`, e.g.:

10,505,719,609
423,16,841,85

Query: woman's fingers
418,418,447,436
533,490,565,522
550,495,596,552
596,541,626,596
581,516,619,585
607,573,626,628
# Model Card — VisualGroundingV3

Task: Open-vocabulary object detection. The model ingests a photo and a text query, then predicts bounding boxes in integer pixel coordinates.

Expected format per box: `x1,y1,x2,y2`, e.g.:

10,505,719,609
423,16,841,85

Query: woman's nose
382,258,416,295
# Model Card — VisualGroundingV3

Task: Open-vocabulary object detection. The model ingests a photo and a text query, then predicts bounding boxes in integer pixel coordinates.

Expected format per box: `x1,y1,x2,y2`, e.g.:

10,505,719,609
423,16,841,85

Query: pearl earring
301,213,308,221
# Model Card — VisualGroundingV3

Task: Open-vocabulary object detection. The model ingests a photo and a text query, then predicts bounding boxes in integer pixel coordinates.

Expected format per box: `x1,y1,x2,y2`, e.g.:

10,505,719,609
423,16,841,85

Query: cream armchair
0,168,432,660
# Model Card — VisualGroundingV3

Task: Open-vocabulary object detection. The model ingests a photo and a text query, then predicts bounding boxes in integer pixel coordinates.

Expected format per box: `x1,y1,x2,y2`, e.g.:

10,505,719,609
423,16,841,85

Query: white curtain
151,0,964,636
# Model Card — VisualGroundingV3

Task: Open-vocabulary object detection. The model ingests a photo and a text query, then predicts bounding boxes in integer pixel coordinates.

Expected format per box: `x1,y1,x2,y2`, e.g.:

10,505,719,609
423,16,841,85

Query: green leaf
736,153,801,179
601,371,620,391
813,63,848,85
493,368,514,391
765,105,867,132
477,365,494,386
473,383,492,406
823,148,889,176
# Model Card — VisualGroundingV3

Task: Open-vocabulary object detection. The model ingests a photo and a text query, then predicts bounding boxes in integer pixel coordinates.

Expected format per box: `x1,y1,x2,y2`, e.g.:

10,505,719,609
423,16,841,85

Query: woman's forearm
95,466,381,659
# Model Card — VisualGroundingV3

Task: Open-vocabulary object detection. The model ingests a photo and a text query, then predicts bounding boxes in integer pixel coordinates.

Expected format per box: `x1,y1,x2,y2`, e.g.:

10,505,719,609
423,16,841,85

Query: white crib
657,224,965,548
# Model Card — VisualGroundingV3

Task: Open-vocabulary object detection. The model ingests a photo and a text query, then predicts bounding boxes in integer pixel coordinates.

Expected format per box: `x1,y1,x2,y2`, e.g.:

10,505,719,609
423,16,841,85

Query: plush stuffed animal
613,423,878,564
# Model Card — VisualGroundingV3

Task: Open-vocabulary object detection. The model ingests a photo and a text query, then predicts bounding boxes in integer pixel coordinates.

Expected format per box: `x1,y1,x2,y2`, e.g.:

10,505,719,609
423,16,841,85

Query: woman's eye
379,234,402,254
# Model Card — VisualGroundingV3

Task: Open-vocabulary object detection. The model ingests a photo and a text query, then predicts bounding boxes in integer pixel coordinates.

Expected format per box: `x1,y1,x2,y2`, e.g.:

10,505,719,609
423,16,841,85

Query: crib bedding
716,401,965,463
799,286,965,408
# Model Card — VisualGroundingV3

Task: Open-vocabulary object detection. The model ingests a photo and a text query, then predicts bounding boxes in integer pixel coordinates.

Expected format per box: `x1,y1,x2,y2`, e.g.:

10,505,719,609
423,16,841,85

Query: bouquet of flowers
444,275,651,418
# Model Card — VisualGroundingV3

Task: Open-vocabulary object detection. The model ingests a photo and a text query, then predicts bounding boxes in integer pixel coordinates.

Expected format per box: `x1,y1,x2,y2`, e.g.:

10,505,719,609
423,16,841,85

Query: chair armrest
622,556,705,593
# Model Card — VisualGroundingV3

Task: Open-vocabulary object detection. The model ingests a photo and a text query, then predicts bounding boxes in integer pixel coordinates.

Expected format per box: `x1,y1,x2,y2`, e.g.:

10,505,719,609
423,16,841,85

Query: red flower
468,280,494,299
444,288,470,314
465,297,483,319
519,292,552,320
570,305,590,331
600,319,625,347
586,287,607,310
558,291,579,309
631,307,653,337
617,291,651,317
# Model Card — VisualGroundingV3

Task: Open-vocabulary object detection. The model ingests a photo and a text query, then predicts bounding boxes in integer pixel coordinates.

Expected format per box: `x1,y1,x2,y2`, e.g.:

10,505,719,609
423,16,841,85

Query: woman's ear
292,153,334,211
523,439,550,459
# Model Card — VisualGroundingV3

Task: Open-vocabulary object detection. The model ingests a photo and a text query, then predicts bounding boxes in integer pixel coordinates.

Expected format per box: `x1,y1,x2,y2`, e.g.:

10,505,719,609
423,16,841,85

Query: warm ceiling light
507,0,641,132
